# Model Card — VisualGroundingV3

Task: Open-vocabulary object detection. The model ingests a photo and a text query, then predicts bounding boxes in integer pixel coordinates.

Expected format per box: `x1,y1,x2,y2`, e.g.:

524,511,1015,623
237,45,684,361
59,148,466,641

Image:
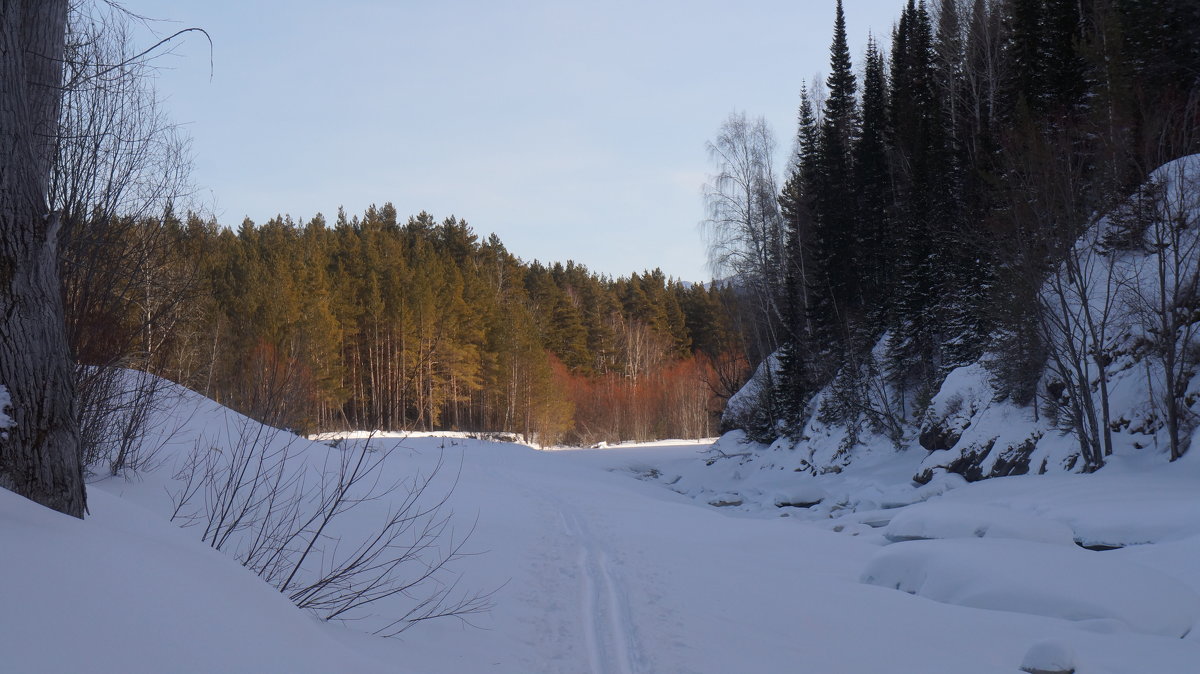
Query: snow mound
1021,640,1077,674
1113,534,1200,596
770,483,828,508
861,538,1200,638
884,502,1076,545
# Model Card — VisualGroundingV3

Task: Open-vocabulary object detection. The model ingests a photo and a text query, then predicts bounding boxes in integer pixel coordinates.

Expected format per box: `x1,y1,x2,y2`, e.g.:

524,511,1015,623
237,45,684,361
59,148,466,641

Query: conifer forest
38,0,1200,458
67,205,739,444
707,0,1200,472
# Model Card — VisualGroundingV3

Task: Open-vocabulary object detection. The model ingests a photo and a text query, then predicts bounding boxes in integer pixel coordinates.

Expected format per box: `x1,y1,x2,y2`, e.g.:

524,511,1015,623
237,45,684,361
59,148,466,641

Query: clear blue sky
122,0,902,282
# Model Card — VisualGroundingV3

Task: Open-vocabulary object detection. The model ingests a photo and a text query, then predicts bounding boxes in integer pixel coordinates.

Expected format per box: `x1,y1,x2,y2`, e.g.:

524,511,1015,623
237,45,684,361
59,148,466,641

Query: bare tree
702,111,786,393
1039,226,1124,470
51,2,201,476
0,0,86,516
1122,158,1200,461
999,124,1117,472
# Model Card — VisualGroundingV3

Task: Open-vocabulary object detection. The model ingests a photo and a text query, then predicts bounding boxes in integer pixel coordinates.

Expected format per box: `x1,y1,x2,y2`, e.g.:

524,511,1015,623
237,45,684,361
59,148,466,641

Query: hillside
725,154,1200,486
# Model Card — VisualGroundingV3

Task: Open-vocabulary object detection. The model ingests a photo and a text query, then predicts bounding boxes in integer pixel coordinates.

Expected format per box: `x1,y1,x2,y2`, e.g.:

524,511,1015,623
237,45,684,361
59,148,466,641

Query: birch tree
702,112,785,359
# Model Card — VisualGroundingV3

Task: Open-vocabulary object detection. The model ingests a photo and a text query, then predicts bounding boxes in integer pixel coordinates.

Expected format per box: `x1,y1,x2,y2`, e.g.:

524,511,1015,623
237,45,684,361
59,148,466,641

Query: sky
120,0,903,282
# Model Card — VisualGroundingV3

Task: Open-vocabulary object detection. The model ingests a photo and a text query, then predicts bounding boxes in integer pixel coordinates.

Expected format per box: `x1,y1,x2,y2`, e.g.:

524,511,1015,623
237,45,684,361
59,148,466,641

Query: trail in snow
558,505,642,674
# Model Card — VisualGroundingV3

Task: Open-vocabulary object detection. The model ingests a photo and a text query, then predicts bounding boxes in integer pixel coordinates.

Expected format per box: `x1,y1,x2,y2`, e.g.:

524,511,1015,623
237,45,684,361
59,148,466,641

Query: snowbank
861,538,1200,638
883,501,1076,545
0,486,386,673
6,367,1200,672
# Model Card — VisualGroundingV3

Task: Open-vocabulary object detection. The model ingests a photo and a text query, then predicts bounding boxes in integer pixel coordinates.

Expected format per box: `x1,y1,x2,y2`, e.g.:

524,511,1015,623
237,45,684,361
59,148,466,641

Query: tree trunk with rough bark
0,0,85,517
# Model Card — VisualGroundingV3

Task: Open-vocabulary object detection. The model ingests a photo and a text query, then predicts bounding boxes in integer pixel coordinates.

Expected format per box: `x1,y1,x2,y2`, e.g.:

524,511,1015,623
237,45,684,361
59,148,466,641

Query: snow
883,502,1077,545
917,154,1200,483
1021,640,1077,674
861,537,1200,638
722,155,1200,487
0,483,387,673
721,353,780,430
3,374,1200,672
924,457,1200,548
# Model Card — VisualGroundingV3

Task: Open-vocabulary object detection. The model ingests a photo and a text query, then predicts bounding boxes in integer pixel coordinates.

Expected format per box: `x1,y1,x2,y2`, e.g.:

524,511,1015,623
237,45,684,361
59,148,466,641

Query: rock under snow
860,538,1200,638
1020,640,1077,674
883,502,1076,545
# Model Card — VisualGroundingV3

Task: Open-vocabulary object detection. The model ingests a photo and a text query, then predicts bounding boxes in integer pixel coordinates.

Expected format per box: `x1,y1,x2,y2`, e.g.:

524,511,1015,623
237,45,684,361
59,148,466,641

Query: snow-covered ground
3,382,1200,672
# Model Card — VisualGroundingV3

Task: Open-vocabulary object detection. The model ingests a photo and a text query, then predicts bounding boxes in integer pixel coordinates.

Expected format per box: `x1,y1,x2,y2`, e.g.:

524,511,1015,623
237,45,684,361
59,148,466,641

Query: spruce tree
777,85,821,431
1001,0,1043,119
935,0,964,144
854,35,893,319
962,0,1001,215
1040,0,1087,115
887,0,946,403
807,0,859,361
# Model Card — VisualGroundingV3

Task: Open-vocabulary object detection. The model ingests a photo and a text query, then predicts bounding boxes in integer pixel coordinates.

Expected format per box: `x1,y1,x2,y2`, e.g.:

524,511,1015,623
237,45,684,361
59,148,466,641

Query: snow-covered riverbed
4,393,1199,672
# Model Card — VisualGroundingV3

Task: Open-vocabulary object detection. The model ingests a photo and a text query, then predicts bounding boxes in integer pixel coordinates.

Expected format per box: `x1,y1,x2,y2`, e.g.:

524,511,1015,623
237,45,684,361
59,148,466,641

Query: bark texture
0,0,85,517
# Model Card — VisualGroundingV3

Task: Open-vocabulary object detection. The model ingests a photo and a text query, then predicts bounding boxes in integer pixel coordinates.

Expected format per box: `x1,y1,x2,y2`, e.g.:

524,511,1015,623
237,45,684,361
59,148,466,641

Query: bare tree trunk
0,0,85,517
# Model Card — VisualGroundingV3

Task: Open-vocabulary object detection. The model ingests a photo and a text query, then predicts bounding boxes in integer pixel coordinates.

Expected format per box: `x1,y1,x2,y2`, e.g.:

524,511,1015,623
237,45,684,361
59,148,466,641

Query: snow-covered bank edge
718,154,1200,491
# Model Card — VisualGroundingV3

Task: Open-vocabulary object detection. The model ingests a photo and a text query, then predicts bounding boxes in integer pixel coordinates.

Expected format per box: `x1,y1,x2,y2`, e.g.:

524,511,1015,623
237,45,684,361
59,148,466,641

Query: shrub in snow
77,368,177,476
1020,640,1076,674
169,411,493,635
860,538,1200,638
883,502,1075,546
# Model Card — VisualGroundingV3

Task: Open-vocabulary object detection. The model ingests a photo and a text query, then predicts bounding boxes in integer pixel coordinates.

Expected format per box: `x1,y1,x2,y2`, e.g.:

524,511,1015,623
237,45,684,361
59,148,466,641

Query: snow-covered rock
721,353,781,436
883,502,1076,546
720,155,1200,487
861,538,1200,638
1020,640,1077,674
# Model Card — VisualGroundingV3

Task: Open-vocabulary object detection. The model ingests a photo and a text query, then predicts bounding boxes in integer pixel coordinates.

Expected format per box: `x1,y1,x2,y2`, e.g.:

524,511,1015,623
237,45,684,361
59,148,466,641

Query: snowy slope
0,484,387,673
916,154,1200,482
723,154,1200,487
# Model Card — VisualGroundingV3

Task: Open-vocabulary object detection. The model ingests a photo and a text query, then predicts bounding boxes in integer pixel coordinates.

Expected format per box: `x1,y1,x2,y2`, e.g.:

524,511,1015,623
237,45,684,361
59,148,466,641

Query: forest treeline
710,0,1199,468
45,3,755,451
36,0,1200,473
66,204,746,445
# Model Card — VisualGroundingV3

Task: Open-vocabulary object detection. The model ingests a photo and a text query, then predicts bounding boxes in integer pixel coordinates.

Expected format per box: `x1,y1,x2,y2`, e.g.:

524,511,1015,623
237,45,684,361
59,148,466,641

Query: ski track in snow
558,505,641,674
